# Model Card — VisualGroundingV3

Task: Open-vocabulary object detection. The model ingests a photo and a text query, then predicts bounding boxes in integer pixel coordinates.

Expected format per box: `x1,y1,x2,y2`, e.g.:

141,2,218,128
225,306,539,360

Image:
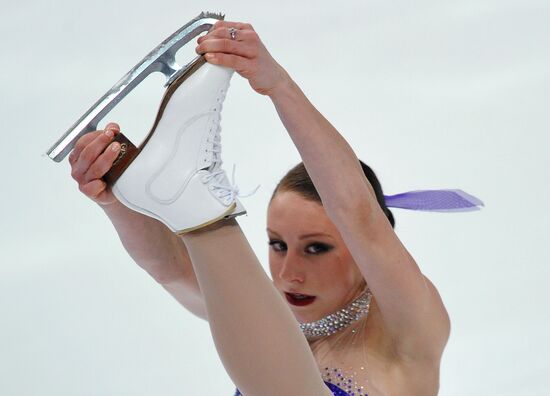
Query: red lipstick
285,292,316,306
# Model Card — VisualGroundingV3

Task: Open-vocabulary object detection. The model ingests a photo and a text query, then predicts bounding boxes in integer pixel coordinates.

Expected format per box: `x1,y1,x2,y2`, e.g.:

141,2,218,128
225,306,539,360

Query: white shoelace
202,164,260,205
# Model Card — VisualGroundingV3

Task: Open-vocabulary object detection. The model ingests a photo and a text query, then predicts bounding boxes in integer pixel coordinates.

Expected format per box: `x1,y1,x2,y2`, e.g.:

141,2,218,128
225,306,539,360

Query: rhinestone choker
299,288,373,339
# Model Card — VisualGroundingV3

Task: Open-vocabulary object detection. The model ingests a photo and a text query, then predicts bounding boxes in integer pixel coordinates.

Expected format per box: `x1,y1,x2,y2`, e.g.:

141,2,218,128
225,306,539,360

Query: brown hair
271,161,395,228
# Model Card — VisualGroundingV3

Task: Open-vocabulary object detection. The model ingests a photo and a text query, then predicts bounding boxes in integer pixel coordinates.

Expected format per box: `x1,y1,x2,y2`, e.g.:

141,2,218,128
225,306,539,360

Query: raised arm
198,21,450,361
268,77,450,361
69,123,207,320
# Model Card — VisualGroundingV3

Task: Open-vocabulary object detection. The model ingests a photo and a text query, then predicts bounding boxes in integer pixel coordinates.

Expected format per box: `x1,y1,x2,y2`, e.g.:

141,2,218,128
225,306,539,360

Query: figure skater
67,20,482,396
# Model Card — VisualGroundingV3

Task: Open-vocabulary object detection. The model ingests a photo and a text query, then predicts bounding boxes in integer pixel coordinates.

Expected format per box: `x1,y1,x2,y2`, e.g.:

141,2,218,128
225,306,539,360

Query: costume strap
383,189,484,212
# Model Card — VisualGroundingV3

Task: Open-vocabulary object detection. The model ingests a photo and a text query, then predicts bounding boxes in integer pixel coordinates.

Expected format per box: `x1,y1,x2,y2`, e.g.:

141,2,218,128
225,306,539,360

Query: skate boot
108,58,246,234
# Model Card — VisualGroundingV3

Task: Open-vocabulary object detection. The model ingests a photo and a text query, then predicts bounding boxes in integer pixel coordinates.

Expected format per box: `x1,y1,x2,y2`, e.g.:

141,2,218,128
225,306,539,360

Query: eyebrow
266,228,333,240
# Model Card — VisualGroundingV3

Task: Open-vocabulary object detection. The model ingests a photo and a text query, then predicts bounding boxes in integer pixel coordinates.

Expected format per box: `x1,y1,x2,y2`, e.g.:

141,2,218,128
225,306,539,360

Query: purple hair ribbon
383,189,484,212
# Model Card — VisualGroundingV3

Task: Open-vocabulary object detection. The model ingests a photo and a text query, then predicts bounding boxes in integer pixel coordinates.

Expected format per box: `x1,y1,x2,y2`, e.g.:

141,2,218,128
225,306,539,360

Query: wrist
268,66,296,101
99,199,131,220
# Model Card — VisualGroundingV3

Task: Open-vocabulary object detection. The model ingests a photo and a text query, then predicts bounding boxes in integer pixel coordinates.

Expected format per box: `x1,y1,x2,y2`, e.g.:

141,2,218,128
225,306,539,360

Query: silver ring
229,27,237,40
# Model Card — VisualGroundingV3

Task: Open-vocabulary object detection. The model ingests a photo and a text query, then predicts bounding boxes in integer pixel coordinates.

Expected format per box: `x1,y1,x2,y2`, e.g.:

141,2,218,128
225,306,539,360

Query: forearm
101,200,197,287
102,201,207,319
269,75,379,223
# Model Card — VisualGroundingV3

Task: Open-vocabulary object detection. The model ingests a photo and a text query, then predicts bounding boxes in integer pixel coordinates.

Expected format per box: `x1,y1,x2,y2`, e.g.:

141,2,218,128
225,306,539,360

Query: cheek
301,254,339,285
325,251,361,285
268,253,281,279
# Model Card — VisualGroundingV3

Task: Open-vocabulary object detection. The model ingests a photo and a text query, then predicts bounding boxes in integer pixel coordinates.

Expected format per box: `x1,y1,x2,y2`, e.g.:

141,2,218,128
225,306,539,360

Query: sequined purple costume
235,366,369,396
235,380,361,396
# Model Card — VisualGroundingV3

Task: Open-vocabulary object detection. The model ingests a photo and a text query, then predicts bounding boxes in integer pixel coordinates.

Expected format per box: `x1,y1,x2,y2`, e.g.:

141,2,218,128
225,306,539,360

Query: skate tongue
207,158,222,172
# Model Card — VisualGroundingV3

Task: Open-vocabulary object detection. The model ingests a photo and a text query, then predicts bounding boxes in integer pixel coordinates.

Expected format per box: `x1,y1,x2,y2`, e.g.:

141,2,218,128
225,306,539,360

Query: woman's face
267,191,366,323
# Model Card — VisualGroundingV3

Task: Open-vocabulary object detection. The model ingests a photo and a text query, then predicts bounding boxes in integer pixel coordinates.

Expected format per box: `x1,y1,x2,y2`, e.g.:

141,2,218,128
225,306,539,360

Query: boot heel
103,133,139,186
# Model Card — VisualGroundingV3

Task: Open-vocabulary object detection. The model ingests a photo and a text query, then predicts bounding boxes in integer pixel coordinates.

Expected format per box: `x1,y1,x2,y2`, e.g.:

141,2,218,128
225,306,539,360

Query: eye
305,243,333,255
268,240,287,252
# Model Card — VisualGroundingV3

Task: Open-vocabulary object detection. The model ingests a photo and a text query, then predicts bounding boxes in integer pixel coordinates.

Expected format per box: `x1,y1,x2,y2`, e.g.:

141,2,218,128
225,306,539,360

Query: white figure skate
111,58,246,233
47,12,247,234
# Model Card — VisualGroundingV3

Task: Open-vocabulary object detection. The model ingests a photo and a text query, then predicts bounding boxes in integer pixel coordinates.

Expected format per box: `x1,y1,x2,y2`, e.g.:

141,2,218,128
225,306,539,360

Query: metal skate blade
46,11,224,162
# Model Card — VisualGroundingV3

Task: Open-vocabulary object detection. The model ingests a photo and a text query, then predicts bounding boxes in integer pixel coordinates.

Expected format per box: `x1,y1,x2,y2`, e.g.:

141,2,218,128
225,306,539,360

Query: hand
69,122,121,206
196,21,290,96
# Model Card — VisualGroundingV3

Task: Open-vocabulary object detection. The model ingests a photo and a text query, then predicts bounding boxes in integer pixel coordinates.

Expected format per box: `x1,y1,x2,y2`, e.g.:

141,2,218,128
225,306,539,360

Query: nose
278,251,305,283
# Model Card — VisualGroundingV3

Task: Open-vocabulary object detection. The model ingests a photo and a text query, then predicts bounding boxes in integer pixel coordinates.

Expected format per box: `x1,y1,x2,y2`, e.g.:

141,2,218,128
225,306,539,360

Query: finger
83,141,121,183
204,28,258,44
69,123,119,165
212,20,253,32
104,122,120,133
71,129,117,182
204,52,249,73
199,26,243,43
197,38,256,59
198,21,253,43
69,131,102,165
79,178,107,200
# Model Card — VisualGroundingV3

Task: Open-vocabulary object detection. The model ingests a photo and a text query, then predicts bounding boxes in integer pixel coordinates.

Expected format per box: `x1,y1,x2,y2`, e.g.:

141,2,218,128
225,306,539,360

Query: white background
1,0,549,395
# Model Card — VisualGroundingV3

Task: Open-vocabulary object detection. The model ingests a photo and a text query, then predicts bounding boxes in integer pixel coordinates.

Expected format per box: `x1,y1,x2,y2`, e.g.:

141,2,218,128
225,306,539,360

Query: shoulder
370,274,450,362
400,274,451,361
422,274,451,346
